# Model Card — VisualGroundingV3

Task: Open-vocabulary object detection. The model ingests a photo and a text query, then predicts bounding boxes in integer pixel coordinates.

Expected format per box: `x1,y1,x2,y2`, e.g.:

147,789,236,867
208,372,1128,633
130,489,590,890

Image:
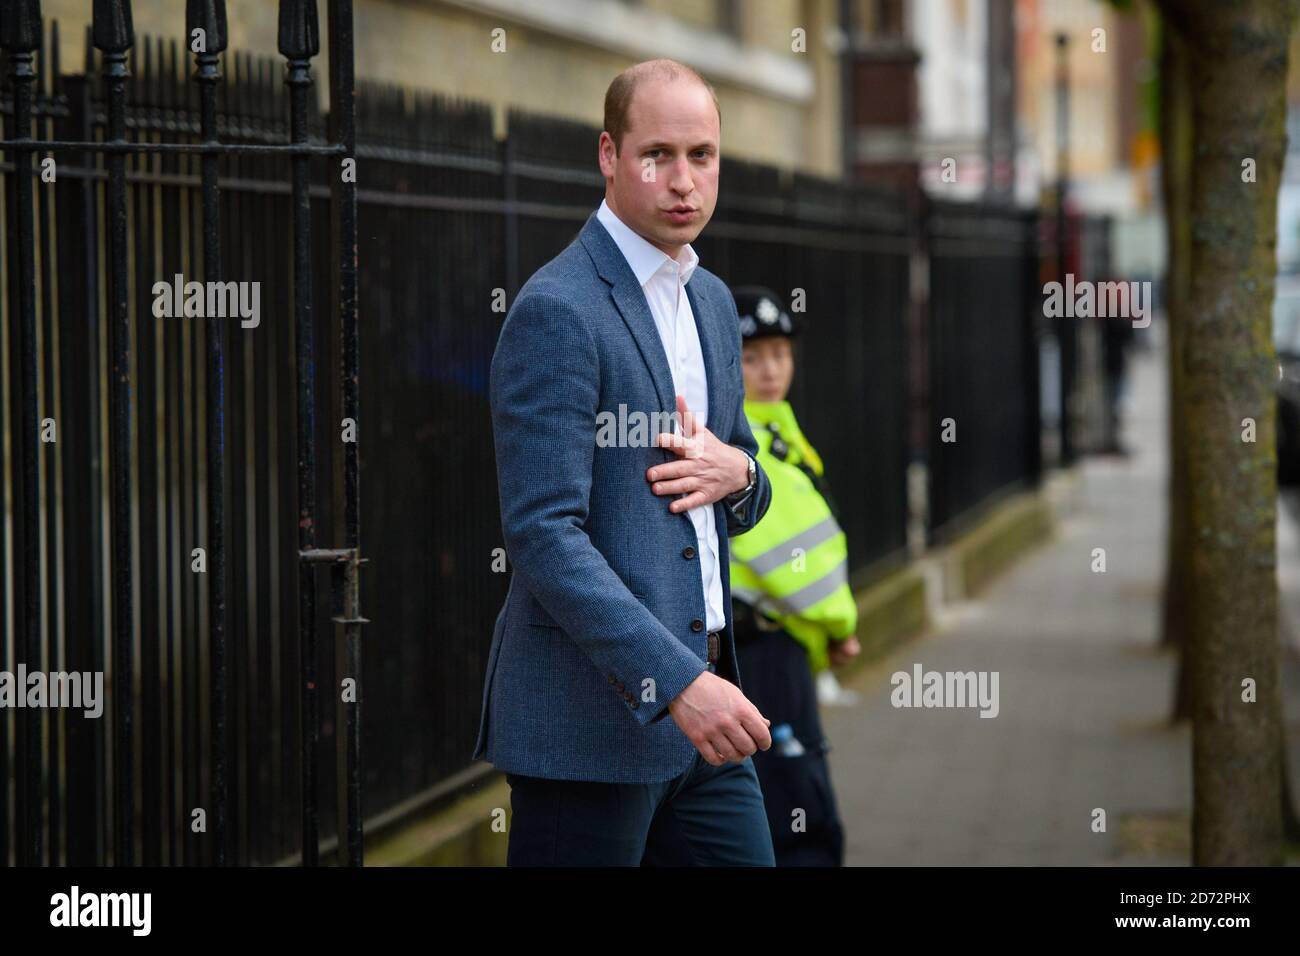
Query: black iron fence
1,4,1075,867
927,200,1042,542
1,0,360,867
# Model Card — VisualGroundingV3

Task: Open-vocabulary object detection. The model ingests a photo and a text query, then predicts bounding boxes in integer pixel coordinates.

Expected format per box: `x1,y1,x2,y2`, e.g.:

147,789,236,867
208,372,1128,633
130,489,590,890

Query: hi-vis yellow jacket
729,399,857,673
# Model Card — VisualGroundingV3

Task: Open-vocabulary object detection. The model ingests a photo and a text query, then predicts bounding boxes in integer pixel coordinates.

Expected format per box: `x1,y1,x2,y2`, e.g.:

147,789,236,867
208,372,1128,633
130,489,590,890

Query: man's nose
667,157,694,194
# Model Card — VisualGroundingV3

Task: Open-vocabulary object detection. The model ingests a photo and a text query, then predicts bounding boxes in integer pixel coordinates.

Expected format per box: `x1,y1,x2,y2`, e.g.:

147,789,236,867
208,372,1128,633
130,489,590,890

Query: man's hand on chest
646,394,753,514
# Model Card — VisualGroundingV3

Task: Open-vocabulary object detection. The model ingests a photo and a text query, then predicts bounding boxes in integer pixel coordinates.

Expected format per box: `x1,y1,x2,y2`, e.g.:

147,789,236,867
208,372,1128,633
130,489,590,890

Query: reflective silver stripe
779,556,849,614
745,515,842,577
730,584,789,619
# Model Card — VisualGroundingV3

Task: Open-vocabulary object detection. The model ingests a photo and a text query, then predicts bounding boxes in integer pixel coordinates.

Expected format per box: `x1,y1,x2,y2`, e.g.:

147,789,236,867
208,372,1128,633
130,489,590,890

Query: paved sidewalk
824,328,1300,865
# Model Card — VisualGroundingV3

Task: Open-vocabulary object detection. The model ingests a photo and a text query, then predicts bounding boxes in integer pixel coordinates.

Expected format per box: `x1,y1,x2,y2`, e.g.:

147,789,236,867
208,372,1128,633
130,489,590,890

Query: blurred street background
828,322,1300,865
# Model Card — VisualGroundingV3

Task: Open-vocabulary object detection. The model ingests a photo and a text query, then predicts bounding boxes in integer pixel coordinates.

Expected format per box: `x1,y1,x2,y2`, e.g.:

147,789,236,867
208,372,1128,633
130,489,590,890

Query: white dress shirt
596,199,727,634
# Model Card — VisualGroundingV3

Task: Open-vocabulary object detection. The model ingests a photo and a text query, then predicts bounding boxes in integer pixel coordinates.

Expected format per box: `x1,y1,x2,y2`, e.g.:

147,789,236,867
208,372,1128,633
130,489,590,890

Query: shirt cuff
724,486,755,522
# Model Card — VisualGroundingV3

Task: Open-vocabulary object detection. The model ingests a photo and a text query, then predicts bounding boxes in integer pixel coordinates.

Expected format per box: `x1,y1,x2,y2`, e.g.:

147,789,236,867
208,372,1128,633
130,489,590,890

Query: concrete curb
932,487,1058,603
366,782,509,867
833,561,930,686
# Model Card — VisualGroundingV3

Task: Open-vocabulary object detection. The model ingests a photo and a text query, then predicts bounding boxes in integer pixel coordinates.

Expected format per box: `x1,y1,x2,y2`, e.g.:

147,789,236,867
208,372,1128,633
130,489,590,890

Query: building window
877,0,905,36
856,0,905,38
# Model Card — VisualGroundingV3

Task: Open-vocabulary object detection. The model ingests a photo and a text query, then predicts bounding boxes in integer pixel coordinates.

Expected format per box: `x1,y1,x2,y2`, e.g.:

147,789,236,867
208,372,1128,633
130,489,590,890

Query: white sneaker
817,670,860,707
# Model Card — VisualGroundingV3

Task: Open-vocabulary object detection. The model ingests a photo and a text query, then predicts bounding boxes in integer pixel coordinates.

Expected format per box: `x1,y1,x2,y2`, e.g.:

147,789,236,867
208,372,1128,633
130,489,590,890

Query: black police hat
732,286,799,341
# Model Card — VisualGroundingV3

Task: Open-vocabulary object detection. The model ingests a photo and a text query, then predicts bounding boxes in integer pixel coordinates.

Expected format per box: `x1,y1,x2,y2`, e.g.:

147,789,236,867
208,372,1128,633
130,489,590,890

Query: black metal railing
0,0,361,867
927,200,1042,542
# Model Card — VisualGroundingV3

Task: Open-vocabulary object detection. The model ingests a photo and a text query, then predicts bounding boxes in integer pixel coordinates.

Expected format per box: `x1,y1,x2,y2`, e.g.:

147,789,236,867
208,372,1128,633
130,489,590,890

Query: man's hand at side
667,671,772,765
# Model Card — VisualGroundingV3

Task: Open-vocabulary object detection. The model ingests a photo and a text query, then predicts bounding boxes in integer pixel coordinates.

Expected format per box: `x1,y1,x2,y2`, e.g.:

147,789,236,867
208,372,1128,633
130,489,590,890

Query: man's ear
597,131,616,178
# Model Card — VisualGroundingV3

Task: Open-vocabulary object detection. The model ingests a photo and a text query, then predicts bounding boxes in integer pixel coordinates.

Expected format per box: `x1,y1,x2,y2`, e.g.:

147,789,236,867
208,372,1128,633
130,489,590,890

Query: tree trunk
1157,10,1195,727
1283,735,1300,842
1165,0,1294,865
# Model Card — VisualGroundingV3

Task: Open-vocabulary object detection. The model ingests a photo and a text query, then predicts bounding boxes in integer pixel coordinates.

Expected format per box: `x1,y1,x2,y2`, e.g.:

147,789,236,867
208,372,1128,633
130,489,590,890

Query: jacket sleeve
491,291,706,726
723,411,771,536
814,583,860,643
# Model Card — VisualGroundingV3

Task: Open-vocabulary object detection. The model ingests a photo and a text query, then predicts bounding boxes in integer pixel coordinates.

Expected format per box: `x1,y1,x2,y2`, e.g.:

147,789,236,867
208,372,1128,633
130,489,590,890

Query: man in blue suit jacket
473,58,778,866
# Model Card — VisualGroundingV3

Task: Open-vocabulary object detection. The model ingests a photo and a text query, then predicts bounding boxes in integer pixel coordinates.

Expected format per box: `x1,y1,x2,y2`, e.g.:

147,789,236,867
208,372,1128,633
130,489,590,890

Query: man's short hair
603,58,721,155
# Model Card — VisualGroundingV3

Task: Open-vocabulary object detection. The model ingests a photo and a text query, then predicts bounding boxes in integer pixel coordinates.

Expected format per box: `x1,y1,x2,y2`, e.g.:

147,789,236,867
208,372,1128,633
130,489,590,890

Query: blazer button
691,619,704,632
682,546,696,560
607,674,617,685
630,699,640,710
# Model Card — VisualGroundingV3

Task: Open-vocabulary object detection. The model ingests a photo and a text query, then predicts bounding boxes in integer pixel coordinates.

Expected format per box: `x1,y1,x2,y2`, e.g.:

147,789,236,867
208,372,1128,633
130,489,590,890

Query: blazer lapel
580,213,676,417
684,278,723,438
580,211,727,438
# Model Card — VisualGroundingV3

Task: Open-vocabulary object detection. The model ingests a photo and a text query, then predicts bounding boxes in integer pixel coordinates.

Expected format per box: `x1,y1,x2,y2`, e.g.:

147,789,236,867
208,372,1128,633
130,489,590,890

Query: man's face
742,337,794,402
598,78,719,258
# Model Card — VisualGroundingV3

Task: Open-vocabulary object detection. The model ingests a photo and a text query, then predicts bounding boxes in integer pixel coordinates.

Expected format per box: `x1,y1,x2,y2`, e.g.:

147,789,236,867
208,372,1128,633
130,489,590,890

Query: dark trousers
505,684,776,866
733,625,846,867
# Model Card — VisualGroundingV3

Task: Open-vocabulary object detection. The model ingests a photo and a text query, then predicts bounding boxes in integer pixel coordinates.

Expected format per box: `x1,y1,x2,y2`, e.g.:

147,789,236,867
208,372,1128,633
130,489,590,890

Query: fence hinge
300,547,370,626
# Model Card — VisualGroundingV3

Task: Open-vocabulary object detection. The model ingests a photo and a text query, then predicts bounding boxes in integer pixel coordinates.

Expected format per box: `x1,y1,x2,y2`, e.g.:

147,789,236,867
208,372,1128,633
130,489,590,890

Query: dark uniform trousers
727,608,846,866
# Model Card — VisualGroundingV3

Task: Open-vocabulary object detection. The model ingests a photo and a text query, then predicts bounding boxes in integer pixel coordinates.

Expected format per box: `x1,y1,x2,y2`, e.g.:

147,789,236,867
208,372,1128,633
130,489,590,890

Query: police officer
728,285,861,867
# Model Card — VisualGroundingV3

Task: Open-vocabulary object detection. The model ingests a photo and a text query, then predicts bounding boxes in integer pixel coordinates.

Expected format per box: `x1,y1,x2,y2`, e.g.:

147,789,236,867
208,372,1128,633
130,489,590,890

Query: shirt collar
597,198,699,288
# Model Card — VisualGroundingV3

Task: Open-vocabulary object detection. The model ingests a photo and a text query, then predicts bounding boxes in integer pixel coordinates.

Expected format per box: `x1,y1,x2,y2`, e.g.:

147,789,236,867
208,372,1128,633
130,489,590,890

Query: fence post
51,56,108,865
1023,210,1044,487
327,0,365,868
187,0,231,866
92,0,136,868
279,0,322,867
1,0,45,868
907,193,931,557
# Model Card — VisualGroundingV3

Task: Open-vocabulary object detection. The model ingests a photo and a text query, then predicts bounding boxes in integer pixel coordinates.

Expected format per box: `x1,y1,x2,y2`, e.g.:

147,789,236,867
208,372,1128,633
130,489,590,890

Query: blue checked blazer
472,210,772,783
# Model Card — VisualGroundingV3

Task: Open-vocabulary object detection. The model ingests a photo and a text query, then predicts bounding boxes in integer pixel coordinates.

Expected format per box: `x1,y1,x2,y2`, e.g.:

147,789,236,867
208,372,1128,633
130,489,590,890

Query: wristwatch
726,450,757,504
